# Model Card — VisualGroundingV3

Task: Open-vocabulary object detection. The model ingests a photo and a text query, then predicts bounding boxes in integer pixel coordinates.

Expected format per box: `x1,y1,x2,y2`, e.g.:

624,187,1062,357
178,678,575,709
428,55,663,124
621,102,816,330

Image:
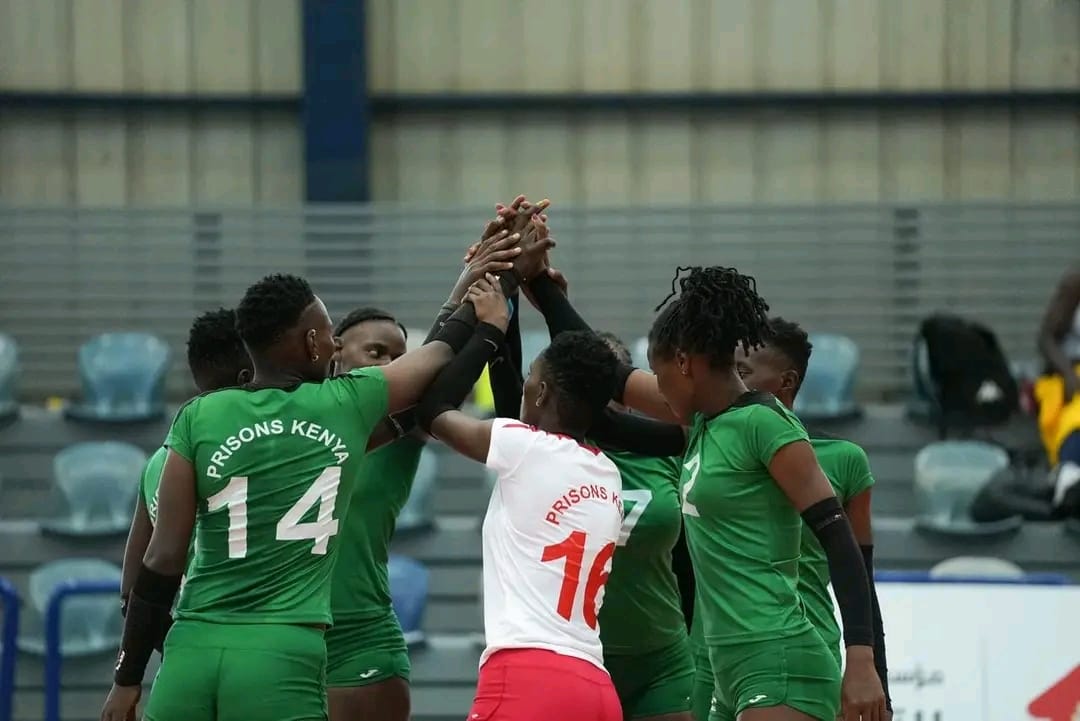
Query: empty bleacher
2,396,1079,720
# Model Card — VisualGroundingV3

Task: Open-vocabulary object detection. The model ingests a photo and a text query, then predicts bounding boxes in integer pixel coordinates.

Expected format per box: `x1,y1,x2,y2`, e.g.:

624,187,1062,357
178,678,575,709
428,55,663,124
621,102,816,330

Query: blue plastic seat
17,559,122,656
388,555,429,648
913,441,1022,537
520,331,550,375
397,446,438,534
0,334,18,424
793,333,861,422
40,442,146,537
66,332,170,423
631,337,649,369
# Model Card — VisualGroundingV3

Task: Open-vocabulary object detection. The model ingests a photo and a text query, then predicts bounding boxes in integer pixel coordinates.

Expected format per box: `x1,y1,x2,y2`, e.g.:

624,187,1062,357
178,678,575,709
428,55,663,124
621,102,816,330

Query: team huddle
101,196,891,721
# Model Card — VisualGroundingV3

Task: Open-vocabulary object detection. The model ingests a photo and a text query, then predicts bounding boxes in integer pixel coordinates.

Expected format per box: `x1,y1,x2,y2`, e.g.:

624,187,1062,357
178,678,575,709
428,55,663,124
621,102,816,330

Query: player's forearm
418,323,505,432
528,272,591,338
114,565,181,686
490,297,524,418
589,408,687,457
863,545,892,710
620,369,681,423
120,500,153,602
802,498,874,648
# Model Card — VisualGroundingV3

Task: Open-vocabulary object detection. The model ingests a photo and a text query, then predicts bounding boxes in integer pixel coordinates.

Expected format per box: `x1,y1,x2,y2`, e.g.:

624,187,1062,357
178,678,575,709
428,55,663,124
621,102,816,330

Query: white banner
861,584,1080,721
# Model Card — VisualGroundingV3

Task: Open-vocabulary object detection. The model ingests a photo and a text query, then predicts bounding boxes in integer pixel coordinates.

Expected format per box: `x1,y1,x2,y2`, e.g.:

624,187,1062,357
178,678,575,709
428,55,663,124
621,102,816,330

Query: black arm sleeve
417,323,506,431
671,522,695,632
528,272,591,337
114,565,182,686
489,295,524,419
426,273,519,350
802,497,874,647
589,408,687,457
423,304,457,345
862,544,892,710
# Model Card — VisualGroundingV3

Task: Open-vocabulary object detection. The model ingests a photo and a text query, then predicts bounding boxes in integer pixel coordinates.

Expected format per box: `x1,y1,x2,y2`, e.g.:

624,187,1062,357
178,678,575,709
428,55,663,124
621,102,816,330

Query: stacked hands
447,195,568,330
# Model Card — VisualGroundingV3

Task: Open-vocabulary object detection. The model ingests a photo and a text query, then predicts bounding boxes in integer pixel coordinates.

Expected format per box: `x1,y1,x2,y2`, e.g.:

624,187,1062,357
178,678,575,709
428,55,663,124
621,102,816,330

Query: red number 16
541,531,616,629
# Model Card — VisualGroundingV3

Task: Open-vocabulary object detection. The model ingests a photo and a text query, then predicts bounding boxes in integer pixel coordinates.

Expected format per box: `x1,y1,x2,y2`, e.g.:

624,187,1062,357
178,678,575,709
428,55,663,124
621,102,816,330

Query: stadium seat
17,558,122,656
388,554,429,648
794,333,862,422
0,333,19,424
929,556,1024,580
40,441,146,537
397,446,438,534
905,336,938,423
913,441,1022,537
520,331,549,374
632,336,649,368
65,332,170,423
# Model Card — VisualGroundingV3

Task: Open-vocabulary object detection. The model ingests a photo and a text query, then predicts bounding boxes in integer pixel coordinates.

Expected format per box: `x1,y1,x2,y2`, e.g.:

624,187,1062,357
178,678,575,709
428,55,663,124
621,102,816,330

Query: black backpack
916,314,1019,428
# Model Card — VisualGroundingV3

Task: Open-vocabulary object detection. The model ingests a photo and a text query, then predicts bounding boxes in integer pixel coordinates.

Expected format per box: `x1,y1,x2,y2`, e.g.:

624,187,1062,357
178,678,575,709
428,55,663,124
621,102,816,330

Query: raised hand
467,273,510,332
449,230,522,305
510,201,555,282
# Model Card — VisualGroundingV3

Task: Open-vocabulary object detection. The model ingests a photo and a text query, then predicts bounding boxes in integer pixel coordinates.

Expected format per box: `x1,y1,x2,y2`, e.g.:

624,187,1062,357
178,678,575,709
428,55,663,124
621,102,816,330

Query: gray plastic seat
397,446,438,534
794,333,862,422
632,336,649,368
17,558,122,656
40,441,146,537
913,441,1022,537
905,336,938,422
0,333,18,423
929,556,1024,580
520,331,550,375
66,332,171,423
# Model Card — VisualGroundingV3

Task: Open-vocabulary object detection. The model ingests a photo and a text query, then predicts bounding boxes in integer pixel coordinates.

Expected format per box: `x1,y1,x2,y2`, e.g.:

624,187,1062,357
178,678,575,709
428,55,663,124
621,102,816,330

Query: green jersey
797,436,874,653
165,367,389,626
140,446,168,525
682,392,813,647
598,449,685,654
330,436,424,623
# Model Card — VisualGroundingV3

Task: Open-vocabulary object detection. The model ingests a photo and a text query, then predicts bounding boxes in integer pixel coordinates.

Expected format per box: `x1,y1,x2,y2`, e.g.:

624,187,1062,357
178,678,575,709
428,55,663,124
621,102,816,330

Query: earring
681,368,688,376
535,398,542,407
311,353,320,362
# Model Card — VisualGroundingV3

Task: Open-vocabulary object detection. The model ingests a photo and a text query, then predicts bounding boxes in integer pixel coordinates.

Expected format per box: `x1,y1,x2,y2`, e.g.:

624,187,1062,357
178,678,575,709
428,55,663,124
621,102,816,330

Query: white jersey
479,418,624,670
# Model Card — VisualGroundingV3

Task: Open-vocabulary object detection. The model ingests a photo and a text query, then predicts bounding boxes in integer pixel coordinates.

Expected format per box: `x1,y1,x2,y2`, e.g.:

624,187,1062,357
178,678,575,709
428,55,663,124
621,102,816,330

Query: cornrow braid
648,266,772,368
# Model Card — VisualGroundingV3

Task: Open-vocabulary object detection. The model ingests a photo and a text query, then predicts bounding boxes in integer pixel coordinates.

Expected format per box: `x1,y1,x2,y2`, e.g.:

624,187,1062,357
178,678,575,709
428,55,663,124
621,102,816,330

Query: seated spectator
1034,267,1080,514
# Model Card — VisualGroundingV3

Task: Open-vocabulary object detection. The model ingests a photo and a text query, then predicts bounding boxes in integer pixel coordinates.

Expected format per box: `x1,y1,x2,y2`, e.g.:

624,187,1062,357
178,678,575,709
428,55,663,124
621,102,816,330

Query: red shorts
467,649,621,721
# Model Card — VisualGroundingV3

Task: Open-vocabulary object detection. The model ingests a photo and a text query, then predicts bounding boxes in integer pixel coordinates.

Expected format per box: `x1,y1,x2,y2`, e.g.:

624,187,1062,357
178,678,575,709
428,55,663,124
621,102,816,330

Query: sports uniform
144,367,389,721
600,449,693,718
688,433,875,720
140,446,168,524
682,392,840,721
325,436,424,687
469,419,623,721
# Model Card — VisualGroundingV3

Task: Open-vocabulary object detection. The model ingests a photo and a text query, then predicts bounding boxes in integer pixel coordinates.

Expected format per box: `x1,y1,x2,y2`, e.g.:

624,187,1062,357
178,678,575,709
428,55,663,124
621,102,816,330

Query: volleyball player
98,265,528,721
325,230,524,721
689,318,890,720
415,274,622,721
490,260,693,719
524,264,885,721
119,308,253,640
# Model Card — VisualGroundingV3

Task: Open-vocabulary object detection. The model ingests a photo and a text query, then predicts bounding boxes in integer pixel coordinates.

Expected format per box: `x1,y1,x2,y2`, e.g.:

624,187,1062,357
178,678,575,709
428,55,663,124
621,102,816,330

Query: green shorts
690,643,713,721
145,620,327,721
706,629,840,721
324,608,411,688
604,635,694,719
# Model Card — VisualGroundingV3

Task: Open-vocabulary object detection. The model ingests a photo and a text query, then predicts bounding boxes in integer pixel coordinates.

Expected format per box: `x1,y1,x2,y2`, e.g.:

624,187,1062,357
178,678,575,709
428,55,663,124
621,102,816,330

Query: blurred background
0,1,1078,720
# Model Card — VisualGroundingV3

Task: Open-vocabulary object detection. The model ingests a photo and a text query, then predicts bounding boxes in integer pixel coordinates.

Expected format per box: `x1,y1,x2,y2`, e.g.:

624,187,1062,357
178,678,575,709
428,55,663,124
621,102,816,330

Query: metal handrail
0,577,20,721
43,580,121,721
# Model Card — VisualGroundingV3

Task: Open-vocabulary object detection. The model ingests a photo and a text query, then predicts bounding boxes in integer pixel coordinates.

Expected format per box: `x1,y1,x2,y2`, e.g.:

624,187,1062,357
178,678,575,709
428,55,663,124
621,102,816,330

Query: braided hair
540,330,618,431
648,266,772,368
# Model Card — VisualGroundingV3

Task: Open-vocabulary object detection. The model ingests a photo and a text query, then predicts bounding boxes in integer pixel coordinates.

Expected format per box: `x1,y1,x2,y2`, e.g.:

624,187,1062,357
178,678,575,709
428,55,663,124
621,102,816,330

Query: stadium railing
0,577,19,721
43,579,120,721
1,202,1076,403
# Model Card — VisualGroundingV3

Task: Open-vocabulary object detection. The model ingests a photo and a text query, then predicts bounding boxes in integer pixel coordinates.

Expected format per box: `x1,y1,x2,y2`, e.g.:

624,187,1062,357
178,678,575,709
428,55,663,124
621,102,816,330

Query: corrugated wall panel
367,0,1080,92
0,0,300,94
371,109,1080,205
0,109,302,205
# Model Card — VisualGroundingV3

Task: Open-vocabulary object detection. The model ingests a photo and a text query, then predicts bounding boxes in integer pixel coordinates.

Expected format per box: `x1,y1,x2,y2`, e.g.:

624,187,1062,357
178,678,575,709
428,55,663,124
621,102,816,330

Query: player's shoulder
809,433,868,462
325,366,386,386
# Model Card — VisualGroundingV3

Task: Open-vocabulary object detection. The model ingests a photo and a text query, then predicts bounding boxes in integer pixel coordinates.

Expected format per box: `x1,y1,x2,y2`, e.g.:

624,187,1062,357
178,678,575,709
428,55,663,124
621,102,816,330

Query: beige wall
368,0,1080,205
0,0,303,205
